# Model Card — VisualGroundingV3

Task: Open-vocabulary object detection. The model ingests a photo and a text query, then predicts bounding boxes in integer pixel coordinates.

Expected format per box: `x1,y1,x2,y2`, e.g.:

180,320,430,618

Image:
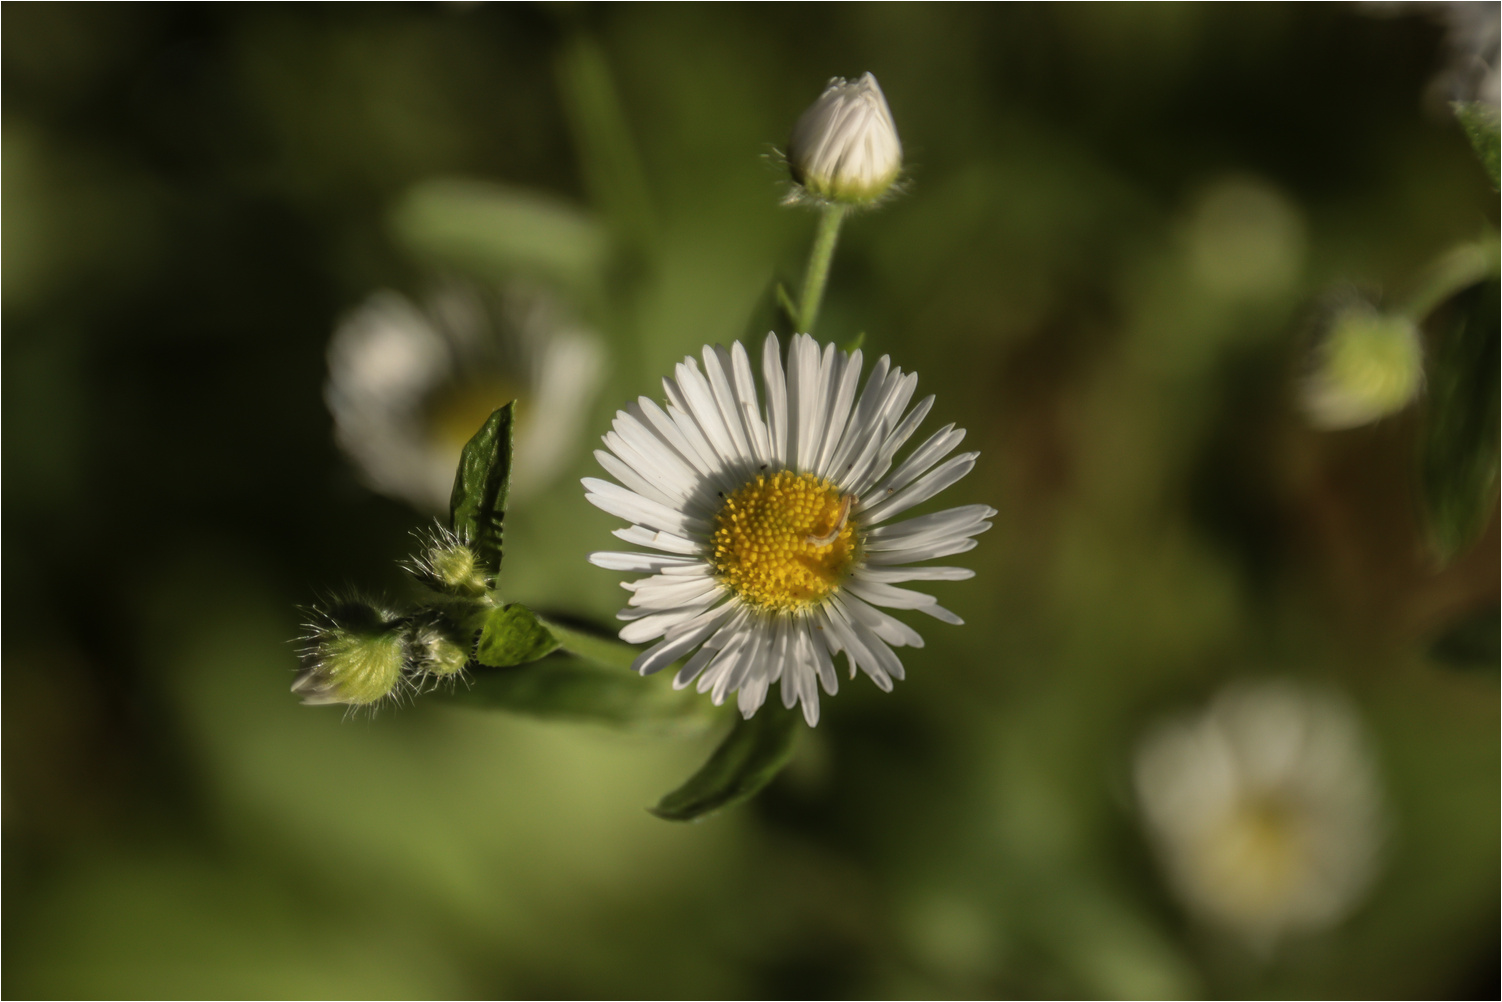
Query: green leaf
443,653,709,728
390,179,608,292
449,402,514,573
1454,101,1500,191
1421,280,1500,563
474,603,560,668
536,615,640,672
650,705,801,822
1429,607,1501,670
842,332,866,354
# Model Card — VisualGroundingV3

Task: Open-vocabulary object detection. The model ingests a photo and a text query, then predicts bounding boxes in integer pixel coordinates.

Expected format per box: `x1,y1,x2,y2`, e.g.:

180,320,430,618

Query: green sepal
650,704,801,822
474,603,560,668
1429,607,1501,670
449,402,514,573
441,653,709,727
1421,280,1500,563
1454,101,1500,191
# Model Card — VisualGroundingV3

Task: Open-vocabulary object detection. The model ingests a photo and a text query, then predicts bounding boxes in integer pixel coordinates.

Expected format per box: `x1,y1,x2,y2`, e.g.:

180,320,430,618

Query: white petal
837,590,925,648
854,566,975,583
584,478,708,537
703,345,754,462
730,341,772,464
859,452,979,525
815,348,863,476
762,333,789,465
589,551,703,573
861,424,965,507
611,525,702,555
631,602,734,676
865,536,979,565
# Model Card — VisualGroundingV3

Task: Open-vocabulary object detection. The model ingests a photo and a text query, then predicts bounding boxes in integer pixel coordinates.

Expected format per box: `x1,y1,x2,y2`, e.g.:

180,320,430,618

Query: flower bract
585,333,992,726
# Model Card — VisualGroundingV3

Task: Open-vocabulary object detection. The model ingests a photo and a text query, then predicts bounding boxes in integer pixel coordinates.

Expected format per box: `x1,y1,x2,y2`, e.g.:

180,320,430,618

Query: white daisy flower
1133,680,1385,948
584,333,993,726
326,282,604,511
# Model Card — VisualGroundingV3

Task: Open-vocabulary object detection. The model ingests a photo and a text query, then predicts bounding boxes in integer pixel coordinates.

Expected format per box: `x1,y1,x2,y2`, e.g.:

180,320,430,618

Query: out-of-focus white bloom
585,334,991,726
1365,2,1500,108
1299,298,1424,430
1133,680,1385,948
787,73,903,205
326,282,604,512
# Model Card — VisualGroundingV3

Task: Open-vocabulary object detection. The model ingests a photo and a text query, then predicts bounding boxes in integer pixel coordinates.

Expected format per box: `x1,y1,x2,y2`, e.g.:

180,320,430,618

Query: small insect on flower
585,333,993,726
786,72,904,206
1133,680,1385,949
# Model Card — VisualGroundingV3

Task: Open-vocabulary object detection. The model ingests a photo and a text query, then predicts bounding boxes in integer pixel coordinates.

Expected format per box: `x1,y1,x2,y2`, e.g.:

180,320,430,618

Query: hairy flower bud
404,526,491,597
293,597,410,707
410,615,471,682
1300,299,1424,430
787,73,903,205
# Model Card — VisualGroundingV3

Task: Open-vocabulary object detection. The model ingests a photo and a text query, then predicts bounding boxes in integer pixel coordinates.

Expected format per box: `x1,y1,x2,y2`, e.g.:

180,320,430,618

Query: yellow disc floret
711,470,858,611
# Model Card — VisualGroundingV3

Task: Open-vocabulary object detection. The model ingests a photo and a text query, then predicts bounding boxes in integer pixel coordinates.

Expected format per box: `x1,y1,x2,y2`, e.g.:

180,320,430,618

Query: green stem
796,203,848,334
1399,237,1501,322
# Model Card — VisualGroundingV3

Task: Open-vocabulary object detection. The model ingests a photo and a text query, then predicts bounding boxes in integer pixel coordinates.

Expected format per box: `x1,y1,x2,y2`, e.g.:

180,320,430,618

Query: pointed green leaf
1429,607,1501,670
449,402,514,573
1454,101,1500,191
1421,280,1500,563
650,704,801,821
842,332,866,354
441,653,710,727
474,602,560,668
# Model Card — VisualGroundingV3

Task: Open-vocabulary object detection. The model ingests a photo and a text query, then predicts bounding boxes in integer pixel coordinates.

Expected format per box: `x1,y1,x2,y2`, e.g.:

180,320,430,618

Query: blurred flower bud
787,73,903,205
293,597,410,707
404,527,491,597
1300,299,1424,430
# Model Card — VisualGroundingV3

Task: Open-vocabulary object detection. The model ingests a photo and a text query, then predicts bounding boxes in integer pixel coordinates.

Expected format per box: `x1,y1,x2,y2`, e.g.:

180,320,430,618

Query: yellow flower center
710,470,858,611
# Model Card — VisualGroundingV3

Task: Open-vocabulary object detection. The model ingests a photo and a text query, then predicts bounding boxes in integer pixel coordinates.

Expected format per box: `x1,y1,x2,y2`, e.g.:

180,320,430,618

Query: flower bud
1300,300,1424,430
410,615,470,682
787,73,902,205
404,527,491,597
293,598,410,707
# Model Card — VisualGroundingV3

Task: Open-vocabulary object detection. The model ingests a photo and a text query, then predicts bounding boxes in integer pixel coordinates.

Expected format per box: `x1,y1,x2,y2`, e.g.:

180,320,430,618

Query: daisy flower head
585,334,993,726
1133,680,1385,948
326,281,604,512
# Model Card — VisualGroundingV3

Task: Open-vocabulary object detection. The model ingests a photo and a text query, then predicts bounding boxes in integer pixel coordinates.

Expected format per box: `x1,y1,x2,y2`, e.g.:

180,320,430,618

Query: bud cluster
294,533,495,709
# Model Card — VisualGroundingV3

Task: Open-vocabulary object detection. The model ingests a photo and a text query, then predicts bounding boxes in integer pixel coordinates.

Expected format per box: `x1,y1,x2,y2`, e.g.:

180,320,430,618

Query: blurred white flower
1299,297,1424,430
1133,680,1385,948
326,282,604,512
787,73,903,205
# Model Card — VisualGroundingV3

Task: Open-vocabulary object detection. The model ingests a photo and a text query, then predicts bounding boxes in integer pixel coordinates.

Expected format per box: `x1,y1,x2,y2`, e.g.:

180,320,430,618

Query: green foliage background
4,5,1497,998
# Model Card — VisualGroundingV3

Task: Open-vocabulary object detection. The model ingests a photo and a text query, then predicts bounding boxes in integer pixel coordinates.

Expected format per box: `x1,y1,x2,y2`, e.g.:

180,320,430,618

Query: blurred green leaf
650,705,801,822
843,332,866,354
475,603,560,668
446,652,708,727
390,179,607,291
1429,607,1501,670
537,616,639,672
1421,280,1500,563
1453,101,1500,191
449,402,514,573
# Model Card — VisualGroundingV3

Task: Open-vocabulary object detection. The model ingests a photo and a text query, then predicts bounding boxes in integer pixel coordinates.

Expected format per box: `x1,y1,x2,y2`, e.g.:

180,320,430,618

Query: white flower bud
787,73,903,205
1300,300,1424,430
